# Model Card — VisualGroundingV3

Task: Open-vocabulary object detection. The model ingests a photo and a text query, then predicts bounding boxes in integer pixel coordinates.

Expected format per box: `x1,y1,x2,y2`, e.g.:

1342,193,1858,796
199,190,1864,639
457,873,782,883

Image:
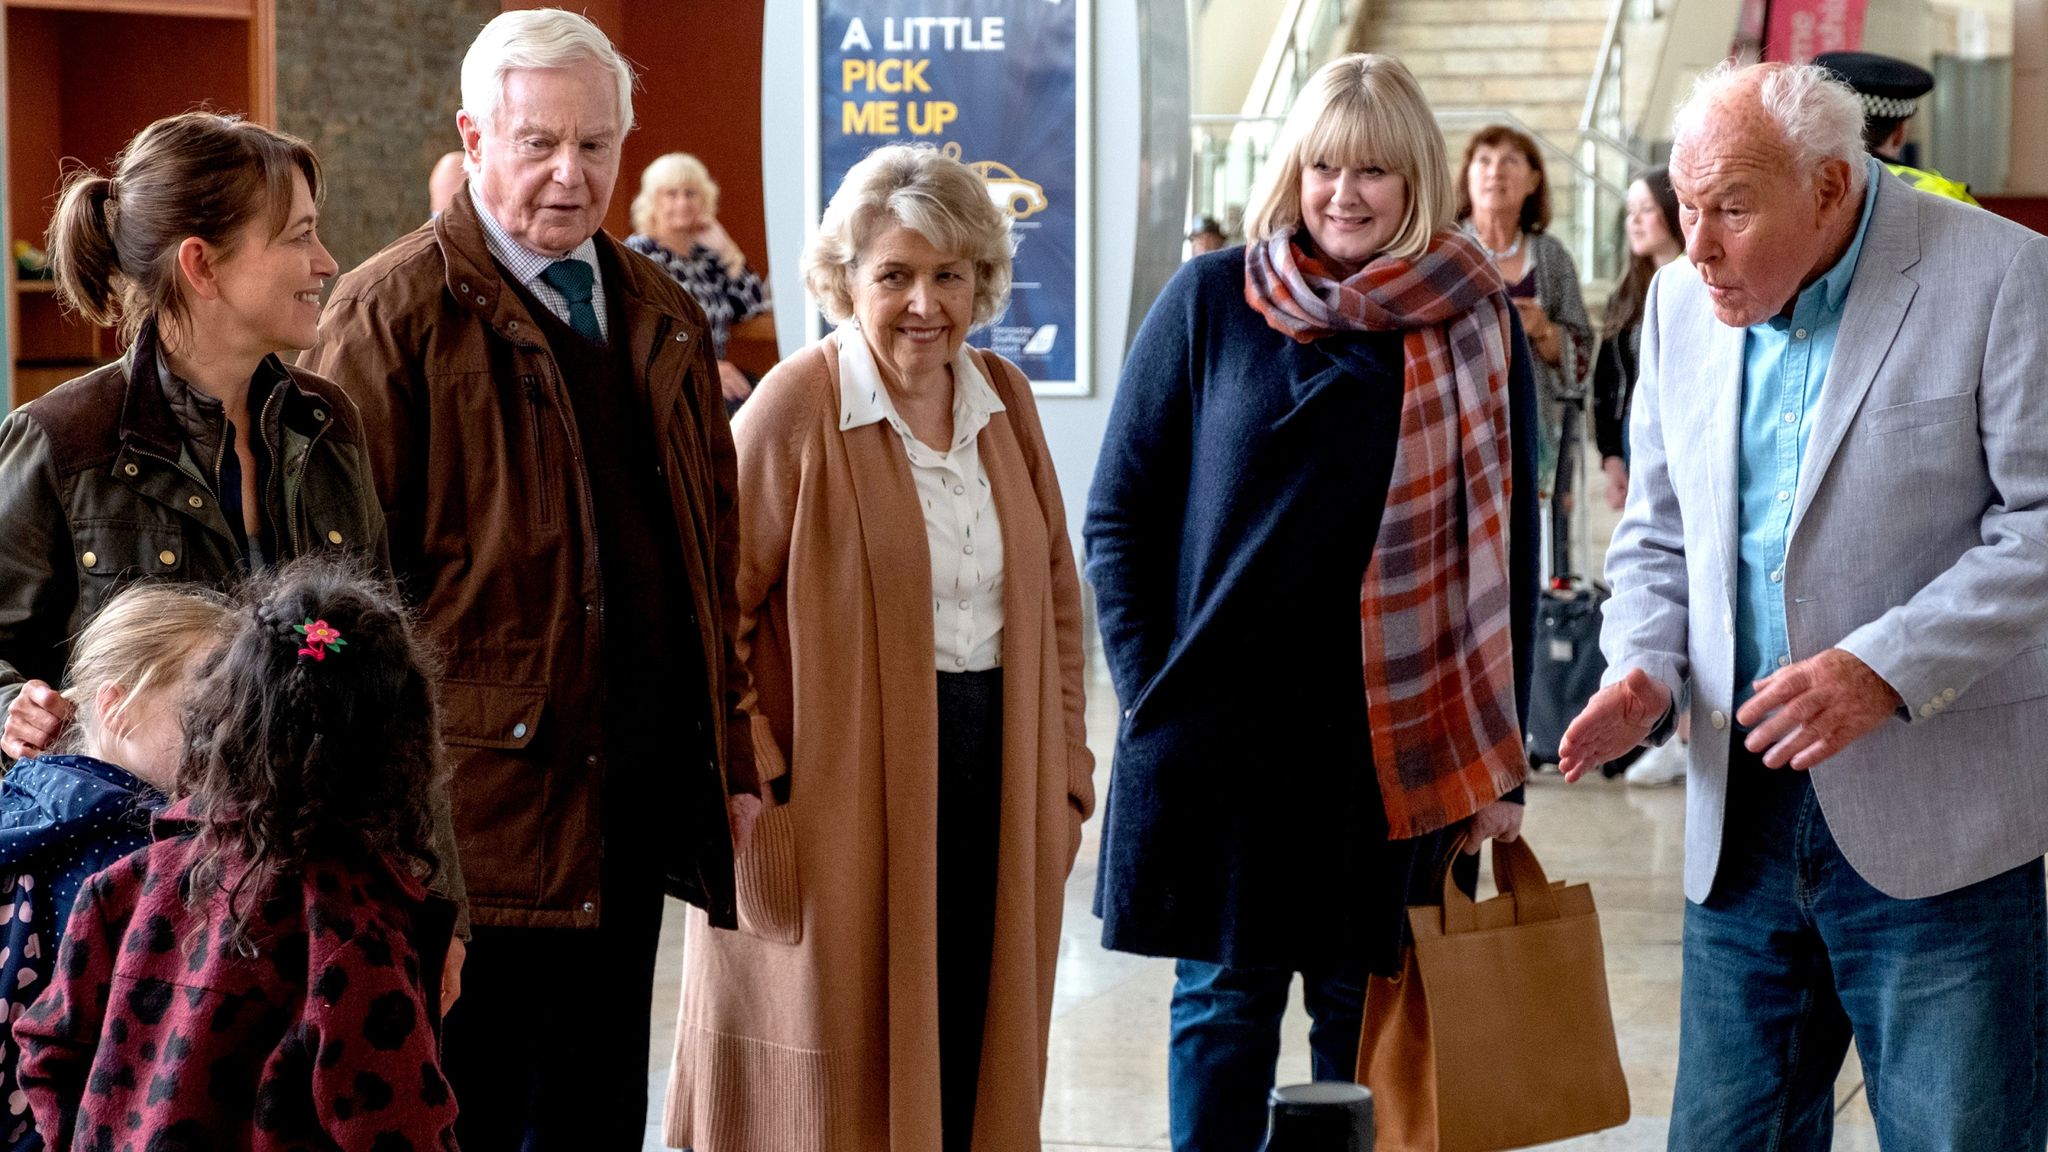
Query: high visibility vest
1885,161,1978,206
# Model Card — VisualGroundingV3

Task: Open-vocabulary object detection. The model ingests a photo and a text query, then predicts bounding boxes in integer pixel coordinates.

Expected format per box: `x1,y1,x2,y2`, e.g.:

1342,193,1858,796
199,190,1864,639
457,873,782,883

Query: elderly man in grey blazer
1562,60,2048,1149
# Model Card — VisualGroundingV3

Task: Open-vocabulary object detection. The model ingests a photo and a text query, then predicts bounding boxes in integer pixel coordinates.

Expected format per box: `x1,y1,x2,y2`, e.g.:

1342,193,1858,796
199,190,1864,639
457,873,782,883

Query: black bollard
1258,1082,1375,1151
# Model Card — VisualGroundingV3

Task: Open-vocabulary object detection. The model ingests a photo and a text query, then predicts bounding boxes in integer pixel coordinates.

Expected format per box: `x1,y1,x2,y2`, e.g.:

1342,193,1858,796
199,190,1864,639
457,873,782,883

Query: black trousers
442,870,667,1150
937,668,1004,1152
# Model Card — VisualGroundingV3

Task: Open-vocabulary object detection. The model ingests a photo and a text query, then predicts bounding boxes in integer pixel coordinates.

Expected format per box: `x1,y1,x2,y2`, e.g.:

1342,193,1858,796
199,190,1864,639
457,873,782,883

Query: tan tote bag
1355,835,1629,1151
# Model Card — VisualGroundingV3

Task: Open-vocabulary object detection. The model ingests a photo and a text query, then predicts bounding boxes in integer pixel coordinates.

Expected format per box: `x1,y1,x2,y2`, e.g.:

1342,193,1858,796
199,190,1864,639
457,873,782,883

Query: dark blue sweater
1082,249,1539,969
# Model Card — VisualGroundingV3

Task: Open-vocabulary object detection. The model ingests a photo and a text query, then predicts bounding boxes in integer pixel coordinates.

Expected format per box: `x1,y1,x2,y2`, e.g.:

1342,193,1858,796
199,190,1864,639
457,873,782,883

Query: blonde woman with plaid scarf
1083,53,1542,1152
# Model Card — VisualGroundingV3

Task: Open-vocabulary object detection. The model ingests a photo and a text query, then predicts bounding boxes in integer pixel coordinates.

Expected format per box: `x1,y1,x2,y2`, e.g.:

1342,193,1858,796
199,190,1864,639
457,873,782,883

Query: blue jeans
1670,747,2048,1151
1168,960,1365,1152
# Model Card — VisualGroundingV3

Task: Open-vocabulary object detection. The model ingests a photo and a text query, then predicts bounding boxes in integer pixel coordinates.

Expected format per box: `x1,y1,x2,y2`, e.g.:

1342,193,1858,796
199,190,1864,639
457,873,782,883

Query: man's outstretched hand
1557,668,1672,782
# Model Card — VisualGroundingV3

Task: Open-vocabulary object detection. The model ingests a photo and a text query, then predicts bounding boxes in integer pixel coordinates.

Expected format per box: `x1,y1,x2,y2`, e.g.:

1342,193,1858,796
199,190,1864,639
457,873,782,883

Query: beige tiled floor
639,448,1880,1149
639,660,1877,1150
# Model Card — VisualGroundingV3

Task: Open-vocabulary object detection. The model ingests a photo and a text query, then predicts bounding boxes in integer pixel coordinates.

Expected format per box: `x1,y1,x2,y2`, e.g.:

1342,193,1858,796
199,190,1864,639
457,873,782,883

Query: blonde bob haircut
54,584,233,757
803,144,1015,329
630,152,717,236
1244,54,1454,261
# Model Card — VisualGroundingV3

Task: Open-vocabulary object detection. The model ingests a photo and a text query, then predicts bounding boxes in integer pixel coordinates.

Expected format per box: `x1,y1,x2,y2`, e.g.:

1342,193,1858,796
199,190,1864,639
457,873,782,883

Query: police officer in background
1814,49,1979,204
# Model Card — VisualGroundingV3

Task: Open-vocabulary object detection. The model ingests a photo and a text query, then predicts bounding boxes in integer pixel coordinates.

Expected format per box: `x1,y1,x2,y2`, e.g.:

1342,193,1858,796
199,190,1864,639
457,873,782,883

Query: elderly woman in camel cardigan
664,143,1093,1152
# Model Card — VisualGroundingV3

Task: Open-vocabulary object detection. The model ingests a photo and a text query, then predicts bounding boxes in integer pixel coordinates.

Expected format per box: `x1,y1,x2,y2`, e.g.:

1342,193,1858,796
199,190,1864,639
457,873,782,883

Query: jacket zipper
539,355,609,887
522,375,559,524
646,317,727,895
289,408,335,559
255,384,296,557
211,412,230,505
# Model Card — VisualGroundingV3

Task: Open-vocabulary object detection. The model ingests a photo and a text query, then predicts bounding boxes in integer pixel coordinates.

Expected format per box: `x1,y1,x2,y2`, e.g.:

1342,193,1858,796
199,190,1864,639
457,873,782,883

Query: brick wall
276,0,499,275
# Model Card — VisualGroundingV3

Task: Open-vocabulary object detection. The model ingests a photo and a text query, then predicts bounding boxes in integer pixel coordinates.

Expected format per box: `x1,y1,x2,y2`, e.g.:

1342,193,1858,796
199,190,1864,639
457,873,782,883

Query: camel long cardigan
664,332,1095,1152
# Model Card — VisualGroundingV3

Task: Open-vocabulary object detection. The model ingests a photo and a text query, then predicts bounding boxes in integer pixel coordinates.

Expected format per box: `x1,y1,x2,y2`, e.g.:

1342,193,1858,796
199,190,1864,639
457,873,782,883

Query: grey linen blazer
1601,171,2048,903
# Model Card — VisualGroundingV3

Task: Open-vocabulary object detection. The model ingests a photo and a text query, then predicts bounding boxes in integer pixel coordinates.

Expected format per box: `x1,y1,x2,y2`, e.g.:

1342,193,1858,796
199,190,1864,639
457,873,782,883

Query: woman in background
1458,125,1592,576
627,152,771,411
1595,165,1689,789
1593,164,1684,511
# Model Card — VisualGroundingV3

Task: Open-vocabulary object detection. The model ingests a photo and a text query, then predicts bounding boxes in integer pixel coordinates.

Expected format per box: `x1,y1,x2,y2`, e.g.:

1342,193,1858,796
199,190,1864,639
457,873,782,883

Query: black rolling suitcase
1525,580,1621,768
1524,398,1639,776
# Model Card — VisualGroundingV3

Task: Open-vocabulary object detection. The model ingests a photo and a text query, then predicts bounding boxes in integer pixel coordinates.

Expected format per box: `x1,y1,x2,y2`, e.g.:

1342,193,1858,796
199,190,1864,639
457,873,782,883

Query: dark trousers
442,873,667,1150
937,668,1003,1152
1670,744,2048,1151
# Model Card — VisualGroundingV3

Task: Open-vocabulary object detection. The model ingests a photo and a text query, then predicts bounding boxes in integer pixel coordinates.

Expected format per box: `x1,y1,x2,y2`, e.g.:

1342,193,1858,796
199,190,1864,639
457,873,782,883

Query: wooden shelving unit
3,0,274,410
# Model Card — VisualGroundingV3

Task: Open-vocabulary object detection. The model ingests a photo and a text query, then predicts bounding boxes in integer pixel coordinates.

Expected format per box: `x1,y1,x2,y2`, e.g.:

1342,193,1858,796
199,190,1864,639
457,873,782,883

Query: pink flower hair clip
293,619,348,663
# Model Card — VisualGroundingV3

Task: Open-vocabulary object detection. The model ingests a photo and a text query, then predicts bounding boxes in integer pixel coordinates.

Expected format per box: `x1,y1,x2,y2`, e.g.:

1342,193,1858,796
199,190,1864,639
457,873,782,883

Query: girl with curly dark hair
14,558,460,1151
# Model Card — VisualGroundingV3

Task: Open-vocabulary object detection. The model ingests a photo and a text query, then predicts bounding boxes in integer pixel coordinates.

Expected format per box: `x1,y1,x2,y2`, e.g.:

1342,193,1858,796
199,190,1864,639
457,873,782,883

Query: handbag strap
1438,835,1564,934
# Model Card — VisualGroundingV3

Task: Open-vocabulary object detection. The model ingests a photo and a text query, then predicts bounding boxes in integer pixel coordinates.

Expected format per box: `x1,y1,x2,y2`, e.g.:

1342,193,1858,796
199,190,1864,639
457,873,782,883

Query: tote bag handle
1440,835,1563,933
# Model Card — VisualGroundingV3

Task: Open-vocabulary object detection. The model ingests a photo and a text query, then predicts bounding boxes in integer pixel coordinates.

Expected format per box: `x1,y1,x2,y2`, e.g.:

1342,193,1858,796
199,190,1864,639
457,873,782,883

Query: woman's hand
2,681,73,760
718,360,754,405
1513,297,1561,366
1460,798,1524,855
727,792,764,857
697,218,747,276
440,937,465,1017
1602,456,1629,510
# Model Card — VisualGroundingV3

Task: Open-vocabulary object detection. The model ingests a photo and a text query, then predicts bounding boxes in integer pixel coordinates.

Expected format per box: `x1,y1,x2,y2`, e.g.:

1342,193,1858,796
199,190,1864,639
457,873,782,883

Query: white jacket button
1710,711,1728,730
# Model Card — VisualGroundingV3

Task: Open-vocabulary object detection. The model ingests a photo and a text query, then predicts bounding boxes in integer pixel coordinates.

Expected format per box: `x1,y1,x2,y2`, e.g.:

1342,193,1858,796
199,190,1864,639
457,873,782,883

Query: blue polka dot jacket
13,798,458,1151
0,754,161,1151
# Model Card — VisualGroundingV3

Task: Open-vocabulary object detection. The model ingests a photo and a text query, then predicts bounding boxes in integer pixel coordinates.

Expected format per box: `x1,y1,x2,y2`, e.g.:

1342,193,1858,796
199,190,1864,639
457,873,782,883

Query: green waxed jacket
0,327,387,721
0,324,472,928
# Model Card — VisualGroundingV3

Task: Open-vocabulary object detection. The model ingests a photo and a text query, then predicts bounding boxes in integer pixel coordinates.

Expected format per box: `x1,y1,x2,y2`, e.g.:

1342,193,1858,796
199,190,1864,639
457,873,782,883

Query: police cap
1812,51,1935,120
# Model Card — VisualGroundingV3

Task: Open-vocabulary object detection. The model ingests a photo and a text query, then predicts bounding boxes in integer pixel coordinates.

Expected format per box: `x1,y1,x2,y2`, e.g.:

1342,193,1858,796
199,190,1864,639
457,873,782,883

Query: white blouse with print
836,326,1007,672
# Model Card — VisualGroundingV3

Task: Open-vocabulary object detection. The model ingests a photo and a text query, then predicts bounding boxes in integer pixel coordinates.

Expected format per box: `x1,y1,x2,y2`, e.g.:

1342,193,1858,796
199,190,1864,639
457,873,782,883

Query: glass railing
1189,114,1283,245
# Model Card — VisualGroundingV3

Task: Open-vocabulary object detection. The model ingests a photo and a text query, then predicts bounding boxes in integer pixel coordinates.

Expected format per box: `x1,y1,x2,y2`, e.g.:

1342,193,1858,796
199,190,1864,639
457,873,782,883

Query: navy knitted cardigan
1083,248,1540,971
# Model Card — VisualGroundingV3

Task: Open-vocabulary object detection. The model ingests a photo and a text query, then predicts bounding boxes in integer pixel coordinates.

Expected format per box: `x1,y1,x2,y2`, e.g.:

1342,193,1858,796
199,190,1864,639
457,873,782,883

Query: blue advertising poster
814,0,1090,393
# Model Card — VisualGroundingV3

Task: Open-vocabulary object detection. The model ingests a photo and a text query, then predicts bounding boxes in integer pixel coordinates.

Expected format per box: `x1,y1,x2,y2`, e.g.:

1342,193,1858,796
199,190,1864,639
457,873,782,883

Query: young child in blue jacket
0,584,231,1150
15,559,459,1151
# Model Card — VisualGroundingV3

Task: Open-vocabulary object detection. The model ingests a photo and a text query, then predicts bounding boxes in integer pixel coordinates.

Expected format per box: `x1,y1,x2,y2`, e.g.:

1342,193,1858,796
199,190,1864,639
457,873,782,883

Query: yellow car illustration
968,160,1050,220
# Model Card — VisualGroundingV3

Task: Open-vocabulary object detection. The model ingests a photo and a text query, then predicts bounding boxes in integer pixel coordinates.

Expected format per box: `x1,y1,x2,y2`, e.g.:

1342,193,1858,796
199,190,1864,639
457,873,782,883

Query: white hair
1672,61,1867,197
460,9,636,136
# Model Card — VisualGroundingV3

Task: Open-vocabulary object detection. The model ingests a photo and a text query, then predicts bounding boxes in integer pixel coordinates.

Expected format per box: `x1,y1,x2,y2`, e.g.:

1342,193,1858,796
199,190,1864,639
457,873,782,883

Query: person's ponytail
46,171,123,330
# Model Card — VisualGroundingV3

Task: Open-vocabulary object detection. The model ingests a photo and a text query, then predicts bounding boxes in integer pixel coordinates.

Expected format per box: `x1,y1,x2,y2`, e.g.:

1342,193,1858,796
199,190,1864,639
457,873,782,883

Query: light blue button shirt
1735,157,1883,707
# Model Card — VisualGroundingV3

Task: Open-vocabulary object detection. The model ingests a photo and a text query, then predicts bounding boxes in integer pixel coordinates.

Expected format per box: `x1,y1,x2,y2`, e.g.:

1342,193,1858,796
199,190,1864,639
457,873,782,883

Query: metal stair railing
1573,0,1658,283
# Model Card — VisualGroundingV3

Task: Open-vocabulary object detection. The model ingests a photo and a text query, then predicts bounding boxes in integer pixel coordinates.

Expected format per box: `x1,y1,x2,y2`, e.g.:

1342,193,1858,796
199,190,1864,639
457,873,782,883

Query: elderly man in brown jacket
302,9,764,1148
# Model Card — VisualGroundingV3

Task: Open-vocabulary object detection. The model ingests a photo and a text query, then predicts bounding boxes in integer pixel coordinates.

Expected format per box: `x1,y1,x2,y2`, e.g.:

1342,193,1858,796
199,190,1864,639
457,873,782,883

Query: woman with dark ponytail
0,111,362,757
0,113,467,977
14,557,460,1150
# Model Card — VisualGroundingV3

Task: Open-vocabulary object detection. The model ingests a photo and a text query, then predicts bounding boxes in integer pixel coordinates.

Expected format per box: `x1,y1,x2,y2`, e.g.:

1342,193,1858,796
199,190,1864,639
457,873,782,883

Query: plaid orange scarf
1245,228,1525,838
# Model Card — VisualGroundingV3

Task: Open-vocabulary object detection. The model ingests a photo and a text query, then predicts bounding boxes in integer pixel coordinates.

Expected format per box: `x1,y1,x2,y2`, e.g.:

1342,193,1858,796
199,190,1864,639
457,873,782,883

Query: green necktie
539,259,603,344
